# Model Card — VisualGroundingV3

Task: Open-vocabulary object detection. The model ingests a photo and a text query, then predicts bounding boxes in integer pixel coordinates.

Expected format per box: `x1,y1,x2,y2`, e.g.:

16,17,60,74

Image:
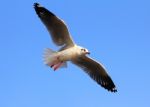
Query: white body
57,45,82,61
44,45,84,67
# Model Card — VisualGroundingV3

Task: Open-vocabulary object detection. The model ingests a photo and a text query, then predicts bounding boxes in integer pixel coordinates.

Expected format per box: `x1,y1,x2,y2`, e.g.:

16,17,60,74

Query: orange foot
51,62,63,71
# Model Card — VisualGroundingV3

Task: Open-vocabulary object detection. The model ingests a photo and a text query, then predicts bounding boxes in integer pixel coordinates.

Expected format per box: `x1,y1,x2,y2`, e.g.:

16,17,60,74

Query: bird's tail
43,48,67,69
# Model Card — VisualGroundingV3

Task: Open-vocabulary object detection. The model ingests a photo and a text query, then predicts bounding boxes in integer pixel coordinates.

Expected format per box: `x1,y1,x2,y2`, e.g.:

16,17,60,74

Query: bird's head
77,46,90,55
81,48,90,55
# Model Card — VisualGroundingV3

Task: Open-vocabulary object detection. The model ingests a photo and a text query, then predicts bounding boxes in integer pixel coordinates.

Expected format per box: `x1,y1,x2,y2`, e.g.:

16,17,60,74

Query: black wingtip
33,2,41,17
106,83,117,92
103,85,117,93
107,84,117,93
99,76,117,93
109,87,117,93
33,2,56,17
34,2,40,8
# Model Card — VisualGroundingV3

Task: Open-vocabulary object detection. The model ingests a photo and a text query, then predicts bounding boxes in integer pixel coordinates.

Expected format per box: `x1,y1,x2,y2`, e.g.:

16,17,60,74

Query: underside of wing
72,56,117,92
34,3,74,47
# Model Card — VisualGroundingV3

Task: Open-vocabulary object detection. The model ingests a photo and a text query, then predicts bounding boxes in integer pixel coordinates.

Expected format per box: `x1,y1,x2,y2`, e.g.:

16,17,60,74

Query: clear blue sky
0,0,150,107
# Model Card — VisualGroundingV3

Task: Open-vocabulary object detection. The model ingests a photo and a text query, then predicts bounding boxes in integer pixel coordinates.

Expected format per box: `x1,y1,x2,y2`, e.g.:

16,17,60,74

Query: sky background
0,0,150,107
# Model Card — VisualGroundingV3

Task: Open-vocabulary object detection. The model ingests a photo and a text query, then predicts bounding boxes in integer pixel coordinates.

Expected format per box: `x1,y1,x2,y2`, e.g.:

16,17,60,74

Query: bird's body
44,45,89,70
34,3,117,92
56,45,85,61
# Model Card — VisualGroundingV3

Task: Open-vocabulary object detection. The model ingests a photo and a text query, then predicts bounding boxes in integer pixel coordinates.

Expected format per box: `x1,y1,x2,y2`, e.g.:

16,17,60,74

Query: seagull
34,3,117,92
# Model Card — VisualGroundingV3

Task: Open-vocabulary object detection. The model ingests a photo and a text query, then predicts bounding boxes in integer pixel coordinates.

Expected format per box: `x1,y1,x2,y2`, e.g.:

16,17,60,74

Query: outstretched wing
34,3,74,46
72,56,117,92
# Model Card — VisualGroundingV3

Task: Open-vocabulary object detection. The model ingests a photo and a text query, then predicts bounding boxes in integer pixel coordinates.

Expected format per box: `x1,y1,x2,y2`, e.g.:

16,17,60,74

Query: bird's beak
86,52,90,55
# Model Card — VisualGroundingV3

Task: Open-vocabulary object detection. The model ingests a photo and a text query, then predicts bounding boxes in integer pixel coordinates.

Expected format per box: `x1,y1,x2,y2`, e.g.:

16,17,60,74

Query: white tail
43,48,56,65
43,48,67,69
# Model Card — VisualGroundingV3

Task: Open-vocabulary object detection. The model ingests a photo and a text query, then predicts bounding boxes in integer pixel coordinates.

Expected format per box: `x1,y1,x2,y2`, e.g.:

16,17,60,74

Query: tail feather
43,48,56,65
44,48,55,56
43,48,67,69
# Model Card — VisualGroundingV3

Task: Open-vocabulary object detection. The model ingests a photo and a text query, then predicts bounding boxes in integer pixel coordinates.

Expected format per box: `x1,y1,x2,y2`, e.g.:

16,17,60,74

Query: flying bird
34,3,117,92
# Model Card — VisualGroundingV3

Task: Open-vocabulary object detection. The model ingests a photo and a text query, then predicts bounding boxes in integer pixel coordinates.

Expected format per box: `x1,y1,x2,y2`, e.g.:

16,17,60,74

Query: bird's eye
81,49,85,51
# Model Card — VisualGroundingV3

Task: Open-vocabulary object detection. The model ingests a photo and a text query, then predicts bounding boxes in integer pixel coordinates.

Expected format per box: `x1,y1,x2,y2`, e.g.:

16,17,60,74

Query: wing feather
72,56,117,92
34,3,74,46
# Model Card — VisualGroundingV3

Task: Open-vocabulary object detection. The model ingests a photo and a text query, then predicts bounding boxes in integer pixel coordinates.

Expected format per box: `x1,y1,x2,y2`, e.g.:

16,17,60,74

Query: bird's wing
72,56,117,92
34,3,74,46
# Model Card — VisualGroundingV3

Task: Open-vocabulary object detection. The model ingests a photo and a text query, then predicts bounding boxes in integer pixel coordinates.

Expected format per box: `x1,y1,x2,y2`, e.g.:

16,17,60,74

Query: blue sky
0,0,150,107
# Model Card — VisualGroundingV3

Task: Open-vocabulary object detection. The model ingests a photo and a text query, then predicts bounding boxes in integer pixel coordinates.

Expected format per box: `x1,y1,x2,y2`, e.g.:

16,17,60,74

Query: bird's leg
53,61,63,71
50,64,54,68
49,56,64,71
49,56,60,68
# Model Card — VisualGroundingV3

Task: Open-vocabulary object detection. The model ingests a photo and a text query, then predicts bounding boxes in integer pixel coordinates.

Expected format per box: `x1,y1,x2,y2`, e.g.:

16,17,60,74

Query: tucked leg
53,62,63,71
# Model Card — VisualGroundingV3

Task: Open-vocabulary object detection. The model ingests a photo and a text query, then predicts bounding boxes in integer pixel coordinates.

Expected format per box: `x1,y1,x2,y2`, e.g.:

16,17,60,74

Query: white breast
57,46,80,61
